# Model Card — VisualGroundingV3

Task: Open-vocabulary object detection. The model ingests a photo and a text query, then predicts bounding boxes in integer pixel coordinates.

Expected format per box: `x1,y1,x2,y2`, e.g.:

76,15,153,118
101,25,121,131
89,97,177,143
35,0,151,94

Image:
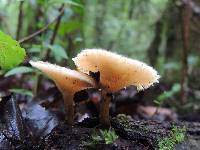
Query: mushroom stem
99,90,111,127
63,93,74,126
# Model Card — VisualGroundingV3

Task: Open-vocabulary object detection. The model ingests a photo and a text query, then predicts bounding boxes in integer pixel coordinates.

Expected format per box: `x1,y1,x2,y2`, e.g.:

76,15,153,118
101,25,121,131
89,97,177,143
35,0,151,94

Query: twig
18,5,65,44
66,34,74,58
44,4,65,61
128,0,134,19
16,1,24,40
152,107,159,118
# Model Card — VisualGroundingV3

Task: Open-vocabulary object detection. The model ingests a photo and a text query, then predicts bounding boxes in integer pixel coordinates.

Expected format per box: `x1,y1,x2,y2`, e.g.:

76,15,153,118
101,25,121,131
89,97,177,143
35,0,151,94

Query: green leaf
9,88,33,97
48,0,83,7
153,99,161,105
171,84,181,93
59,21,81,35
100,129,118,145
92,135,102,142
0,31,26,70
47,44,68,61
28,44,43,53
64,0,83,7
155,83,181,106
4,66,34,77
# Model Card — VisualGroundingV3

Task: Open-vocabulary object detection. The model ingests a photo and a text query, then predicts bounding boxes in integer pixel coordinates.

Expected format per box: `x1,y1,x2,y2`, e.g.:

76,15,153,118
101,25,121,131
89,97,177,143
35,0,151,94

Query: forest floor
0,78,200,150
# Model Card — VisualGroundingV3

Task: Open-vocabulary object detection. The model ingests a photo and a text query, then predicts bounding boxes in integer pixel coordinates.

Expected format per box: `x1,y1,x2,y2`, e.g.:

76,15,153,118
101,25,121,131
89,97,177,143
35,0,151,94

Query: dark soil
44,123,145,150
1,94,200,150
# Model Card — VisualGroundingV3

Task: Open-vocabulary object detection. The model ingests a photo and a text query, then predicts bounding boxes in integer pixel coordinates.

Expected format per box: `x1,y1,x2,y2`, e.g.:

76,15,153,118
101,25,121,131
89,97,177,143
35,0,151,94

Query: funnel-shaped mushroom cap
30,61,96,94
73,49,160,92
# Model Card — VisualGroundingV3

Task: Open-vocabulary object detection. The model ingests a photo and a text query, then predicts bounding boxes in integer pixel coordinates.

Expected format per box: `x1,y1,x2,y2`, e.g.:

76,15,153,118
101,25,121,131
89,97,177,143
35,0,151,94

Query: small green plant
88,128,118,147
158,126,186,150
99,129,119,144
154,83,181,106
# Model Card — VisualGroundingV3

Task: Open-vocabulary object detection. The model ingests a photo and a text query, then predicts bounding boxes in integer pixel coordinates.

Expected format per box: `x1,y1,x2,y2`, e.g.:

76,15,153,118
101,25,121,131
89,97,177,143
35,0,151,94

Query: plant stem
33,72,40,96
99,90,111,127
16,1,24,40
63,93,74,126
44,4,65,61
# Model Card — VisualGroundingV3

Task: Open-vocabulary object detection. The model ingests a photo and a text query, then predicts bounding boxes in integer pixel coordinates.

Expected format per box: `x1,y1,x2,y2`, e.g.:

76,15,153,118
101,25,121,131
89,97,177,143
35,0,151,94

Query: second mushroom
30,61,96,126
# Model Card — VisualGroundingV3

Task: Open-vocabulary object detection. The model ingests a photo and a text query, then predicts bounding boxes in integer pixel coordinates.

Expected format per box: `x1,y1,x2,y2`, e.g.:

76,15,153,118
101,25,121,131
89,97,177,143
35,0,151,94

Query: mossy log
43,115,200,150
111,114,200,150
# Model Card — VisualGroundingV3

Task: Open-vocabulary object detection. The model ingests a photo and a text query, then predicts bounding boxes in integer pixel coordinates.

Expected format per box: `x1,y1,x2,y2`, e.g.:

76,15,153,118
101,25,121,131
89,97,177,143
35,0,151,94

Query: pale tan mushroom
73,49,160,126
30,61,96,125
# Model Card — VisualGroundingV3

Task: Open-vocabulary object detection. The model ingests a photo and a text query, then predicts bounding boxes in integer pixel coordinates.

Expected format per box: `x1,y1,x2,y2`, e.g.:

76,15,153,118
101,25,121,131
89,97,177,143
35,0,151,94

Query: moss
158,126,186,150
115,114,133,128
114,114,186,149
115,114,148,132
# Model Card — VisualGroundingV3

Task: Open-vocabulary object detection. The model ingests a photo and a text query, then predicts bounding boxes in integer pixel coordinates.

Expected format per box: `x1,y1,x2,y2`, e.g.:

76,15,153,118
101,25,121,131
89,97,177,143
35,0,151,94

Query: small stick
44,4,65,61
16,1,24,40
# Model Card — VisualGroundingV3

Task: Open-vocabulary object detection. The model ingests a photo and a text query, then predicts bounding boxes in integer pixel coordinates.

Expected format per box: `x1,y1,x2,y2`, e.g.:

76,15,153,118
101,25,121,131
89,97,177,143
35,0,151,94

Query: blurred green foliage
84,0,168,60
0,0,169,61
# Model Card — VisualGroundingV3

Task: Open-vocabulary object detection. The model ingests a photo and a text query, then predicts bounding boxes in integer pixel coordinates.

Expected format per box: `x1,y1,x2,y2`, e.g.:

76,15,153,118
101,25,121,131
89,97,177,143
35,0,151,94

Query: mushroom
73,49,160,126
30,61,96,125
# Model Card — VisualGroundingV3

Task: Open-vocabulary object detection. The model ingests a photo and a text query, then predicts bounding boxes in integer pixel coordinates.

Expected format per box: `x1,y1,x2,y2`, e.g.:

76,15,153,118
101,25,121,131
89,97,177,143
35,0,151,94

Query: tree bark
147,21,162,66
180,0,192,104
